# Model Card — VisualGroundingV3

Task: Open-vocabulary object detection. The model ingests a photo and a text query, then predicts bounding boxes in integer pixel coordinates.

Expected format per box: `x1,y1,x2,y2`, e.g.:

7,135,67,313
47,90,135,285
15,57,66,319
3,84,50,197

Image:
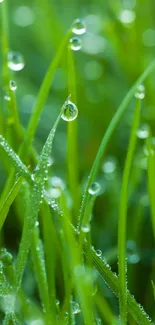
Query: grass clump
1,1,155,324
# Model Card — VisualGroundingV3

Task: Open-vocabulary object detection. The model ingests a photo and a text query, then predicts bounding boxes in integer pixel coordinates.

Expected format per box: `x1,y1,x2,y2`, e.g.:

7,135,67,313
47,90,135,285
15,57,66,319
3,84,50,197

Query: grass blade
118,98,141,324
92,249,153,325
67,46,80,217
0,176,23,231
0,136,32,183
78,59,155,229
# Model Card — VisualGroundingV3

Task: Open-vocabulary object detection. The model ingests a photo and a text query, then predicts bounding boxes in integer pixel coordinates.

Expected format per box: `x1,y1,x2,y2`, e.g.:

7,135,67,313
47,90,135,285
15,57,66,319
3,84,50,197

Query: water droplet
81,223,90,233
96,249,102,257
136,124,149,139
127,240,140,264
0,0,4,3
118,9,136,25
102,156,117,174
0,248,13,266
88,182,100,195
135,84,145,99
61,100,78,121
4,93,11,101
71,301,81,314
12,6,35,27
72,18,86,35
9,80,17,91
7,51,25,71
69,37,82,51
35,221,39,227
47,157,54,167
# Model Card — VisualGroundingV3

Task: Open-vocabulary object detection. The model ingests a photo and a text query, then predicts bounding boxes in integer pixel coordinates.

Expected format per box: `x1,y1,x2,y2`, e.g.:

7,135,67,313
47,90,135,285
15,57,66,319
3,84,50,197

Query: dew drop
136,124,149,139
0,0,4,2
0,248,13,266
35,221,39,227
71,301,81,315
118,9,136,25
61,100,78,121
7,51,25,71
72,18,86,35
4,93,11,101
135,84,145,99
96,249,102,257
88,182,100,195
102,156,117,174
9,80,17,91
81,223,90,233
69,37,82,51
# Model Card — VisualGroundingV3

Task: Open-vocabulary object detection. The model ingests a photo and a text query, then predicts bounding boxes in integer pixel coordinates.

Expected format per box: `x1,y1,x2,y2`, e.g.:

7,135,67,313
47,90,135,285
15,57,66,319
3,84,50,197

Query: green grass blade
0,176,23,231
147,137,155,237
118,99,141,324
78,59,155,229
15,101,65,289
67,46,80,217
31,227,55,324
19,30,72,158
0,136,32,183
92,249,153,325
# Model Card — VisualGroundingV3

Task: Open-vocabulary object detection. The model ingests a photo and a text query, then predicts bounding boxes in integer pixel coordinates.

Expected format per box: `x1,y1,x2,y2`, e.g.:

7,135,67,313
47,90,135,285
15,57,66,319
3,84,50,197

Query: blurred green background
1,0,155,321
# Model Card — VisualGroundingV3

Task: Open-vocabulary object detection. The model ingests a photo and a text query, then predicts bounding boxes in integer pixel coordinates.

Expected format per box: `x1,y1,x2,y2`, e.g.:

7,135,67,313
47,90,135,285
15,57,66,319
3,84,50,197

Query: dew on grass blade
69,37,82,51
136,124,149,139
61,100,78,121
135,84,145,99
72,18,86,35
7,51,25,71
48,176,65,198
4,94,11,101
88,182,100,195
9,80,17,91
0,248,13,266
96,249,102,257
81,223,90,233
71,301,81,314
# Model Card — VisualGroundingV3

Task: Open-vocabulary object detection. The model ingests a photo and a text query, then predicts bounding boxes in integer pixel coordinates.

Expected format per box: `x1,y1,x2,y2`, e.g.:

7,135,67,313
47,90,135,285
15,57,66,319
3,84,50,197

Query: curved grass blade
0,176,23,231
78,58,155,229
118,99,141,324
0,136,32,183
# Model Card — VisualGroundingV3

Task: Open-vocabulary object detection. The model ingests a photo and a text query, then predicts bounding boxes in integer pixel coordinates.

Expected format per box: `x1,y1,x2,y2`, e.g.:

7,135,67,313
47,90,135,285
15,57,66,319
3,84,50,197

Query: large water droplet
61,100,78,121
136,124,149,139
70,37,82,51
81,223,90,233
48,176,65,199
135,84,145,99
7,51,25,71
10,80,17,91
88,182,100,195
72,18,86,35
